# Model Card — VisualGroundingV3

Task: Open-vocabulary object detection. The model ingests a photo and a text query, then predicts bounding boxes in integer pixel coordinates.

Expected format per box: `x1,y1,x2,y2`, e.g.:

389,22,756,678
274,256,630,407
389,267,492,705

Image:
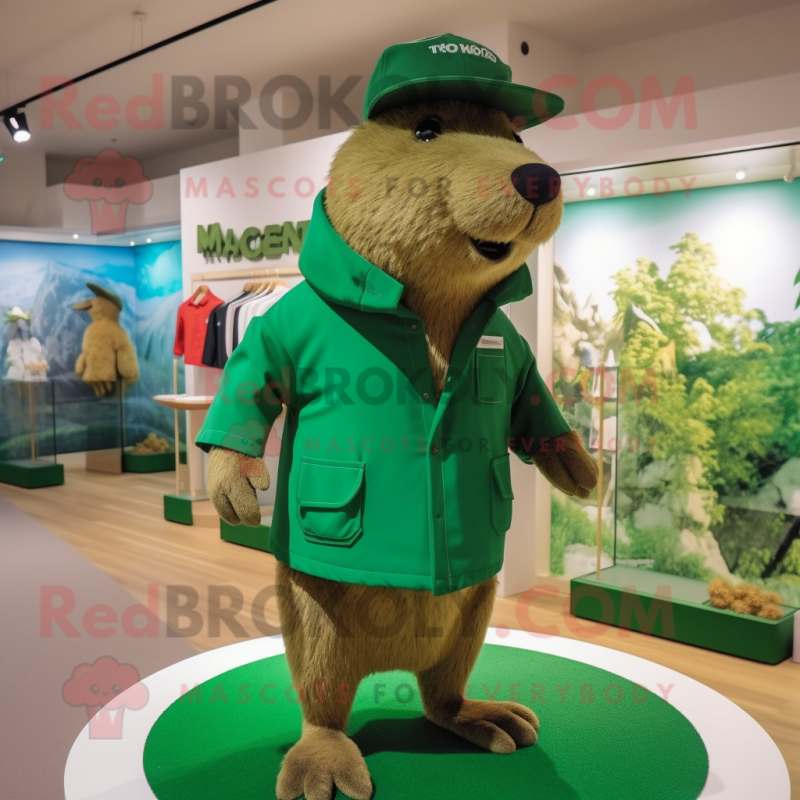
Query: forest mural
0,239,183,458
551,178,800,606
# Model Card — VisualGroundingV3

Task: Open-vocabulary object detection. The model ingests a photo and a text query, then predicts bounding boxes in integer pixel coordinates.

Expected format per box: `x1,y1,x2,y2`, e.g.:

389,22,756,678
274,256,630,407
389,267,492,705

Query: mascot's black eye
92,177,102,187
513,132,523,144
114,177,125,188
414,118,441,142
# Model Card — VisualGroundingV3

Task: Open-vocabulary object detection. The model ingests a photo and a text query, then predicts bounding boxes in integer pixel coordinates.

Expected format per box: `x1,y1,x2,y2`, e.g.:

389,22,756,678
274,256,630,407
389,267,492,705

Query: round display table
64,629,790,800
153,393,215,525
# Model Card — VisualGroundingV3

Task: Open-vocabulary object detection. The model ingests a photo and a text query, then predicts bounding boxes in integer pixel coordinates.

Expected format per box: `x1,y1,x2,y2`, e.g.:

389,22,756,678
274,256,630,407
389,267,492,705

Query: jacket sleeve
201,308,219,368
195,313,291,458
173,305,185,357
509,339,572,463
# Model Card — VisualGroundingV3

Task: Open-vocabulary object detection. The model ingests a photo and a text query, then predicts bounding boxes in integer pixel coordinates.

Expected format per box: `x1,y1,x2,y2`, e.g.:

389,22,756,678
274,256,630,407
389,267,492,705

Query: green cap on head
363,33,564,130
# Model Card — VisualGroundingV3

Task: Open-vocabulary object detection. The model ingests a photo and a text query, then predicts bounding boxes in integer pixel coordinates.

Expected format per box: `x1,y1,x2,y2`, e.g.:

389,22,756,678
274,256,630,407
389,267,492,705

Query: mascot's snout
511,162,562,205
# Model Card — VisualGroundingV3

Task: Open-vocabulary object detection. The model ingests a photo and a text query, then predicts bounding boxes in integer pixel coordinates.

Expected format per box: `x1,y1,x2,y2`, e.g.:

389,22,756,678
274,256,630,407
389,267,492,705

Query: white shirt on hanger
237,285,290,346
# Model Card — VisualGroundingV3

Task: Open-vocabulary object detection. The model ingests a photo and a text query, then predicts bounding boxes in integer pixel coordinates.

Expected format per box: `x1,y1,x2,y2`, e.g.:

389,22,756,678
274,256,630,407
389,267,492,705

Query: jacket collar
299,189,533,313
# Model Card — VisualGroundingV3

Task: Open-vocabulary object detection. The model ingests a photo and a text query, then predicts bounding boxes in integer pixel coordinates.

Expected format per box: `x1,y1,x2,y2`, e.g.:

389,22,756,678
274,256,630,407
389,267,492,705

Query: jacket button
423,392,430,400
411,323,418,330
431,444,440,454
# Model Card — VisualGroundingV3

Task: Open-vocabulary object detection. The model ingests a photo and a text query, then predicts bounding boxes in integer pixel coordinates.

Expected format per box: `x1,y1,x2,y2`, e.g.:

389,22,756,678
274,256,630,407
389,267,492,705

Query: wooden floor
2,462,798,792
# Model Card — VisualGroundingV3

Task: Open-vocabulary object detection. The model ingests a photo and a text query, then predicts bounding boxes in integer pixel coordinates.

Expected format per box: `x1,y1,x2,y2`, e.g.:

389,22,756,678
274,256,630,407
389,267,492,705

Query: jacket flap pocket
491,454,514,500
298,458,365,508
476,349,506,404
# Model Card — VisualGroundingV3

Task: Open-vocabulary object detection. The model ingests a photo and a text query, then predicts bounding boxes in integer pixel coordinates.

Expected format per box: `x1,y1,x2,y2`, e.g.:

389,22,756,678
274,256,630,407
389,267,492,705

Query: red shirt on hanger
174,291,224,367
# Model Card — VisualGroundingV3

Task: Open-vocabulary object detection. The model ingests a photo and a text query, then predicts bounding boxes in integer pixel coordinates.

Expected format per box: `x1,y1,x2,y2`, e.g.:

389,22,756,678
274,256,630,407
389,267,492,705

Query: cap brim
367,75,564,130
86,282,123,311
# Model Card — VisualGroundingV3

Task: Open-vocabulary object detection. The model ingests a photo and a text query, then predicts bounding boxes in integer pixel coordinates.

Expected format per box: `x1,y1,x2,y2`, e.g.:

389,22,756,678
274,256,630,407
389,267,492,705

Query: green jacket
196,190,570,595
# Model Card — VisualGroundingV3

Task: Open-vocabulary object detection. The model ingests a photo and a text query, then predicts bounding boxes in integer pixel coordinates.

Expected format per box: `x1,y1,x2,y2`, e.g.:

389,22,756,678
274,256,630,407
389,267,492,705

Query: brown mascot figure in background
72,282,139,396
198,34,598,800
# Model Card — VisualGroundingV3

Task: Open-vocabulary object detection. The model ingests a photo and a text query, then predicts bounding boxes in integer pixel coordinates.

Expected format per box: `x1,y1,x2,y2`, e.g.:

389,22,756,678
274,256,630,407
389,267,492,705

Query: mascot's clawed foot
276,725,373,800
424,699,539,754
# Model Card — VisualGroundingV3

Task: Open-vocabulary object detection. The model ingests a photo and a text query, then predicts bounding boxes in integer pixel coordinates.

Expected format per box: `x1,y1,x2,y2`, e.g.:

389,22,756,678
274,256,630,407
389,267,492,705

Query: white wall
0,148,47,227
34,174,181,233
508,8,800,174
497,241,558,597
140,136,240,181
3,137,235,229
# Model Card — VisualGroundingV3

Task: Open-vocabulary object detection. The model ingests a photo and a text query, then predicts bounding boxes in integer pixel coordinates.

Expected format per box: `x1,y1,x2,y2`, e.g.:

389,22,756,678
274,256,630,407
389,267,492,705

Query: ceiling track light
3,109,31,143
0,0,279,141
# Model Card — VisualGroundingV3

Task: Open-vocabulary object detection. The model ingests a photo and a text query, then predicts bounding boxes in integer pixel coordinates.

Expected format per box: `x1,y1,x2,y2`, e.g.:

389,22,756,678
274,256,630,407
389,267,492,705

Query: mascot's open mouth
470,238,511,261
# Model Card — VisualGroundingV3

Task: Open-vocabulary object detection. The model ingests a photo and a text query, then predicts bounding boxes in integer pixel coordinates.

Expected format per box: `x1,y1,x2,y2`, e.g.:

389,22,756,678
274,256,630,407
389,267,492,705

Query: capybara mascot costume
198,33,598,800
73,282,139,396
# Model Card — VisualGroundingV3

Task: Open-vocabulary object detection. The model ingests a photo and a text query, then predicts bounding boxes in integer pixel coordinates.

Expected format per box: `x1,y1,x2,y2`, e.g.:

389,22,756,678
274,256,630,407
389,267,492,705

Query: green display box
0,458,64,489
163,493,207,525
123,451,176,473
571,565,796,665
220,517,272,553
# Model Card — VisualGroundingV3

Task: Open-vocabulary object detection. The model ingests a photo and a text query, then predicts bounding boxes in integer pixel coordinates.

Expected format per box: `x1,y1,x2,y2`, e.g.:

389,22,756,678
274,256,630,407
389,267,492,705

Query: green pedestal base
571,565,796,664
0,459,64,489
123,451,176,473
143,644,709,800
220,517,271,552
164,494,207,526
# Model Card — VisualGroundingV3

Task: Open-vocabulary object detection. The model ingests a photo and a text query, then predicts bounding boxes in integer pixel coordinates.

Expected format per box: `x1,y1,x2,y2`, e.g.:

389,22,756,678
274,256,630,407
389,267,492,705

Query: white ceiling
2,0,799,160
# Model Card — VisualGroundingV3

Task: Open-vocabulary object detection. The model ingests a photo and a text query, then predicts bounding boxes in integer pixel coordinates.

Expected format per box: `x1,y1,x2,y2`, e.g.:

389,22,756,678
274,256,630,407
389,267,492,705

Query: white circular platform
64,629,791,800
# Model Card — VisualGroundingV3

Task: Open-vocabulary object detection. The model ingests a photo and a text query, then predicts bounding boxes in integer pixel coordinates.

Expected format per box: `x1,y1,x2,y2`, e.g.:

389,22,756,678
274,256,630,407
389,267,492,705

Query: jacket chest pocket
476,350,507,404
297,457,365,546
490,454,514,535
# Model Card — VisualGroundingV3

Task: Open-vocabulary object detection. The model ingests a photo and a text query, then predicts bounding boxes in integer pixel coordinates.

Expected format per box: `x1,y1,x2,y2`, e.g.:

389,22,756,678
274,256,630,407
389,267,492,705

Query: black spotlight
3,109,31,143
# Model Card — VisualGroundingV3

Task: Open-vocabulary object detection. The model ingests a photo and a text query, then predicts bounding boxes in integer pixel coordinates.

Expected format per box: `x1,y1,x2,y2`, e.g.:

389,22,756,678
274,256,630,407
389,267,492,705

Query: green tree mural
554,231,800,605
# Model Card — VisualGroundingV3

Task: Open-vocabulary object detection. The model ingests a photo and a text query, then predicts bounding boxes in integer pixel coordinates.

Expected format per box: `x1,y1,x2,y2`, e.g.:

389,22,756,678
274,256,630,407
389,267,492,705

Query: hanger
192,284,210,305
254,279,276,294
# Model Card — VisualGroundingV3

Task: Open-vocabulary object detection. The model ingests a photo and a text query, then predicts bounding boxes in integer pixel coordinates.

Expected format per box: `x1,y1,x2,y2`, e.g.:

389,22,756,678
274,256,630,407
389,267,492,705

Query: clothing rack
190,265,302,284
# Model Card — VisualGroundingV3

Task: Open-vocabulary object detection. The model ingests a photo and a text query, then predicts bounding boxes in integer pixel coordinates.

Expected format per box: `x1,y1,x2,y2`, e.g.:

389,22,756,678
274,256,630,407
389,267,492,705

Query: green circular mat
144,644,708,800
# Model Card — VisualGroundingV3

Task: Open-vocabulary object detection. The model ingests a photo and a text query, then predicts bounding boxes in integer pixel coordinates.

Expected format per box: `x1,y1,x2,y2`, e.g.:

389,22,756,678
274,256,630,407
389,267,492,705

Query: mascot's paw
533,430,598,499
428,699,539,754
207,446,270,527
90,380,116,397
276,727,373,800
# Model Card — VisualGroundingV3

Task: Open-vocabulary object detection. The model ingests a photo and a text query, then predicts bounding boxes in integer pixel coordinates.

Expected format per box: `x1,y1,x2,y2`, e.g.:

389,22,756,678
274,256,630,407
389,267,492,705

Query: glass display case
551,143,800,662
0,379,64,488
